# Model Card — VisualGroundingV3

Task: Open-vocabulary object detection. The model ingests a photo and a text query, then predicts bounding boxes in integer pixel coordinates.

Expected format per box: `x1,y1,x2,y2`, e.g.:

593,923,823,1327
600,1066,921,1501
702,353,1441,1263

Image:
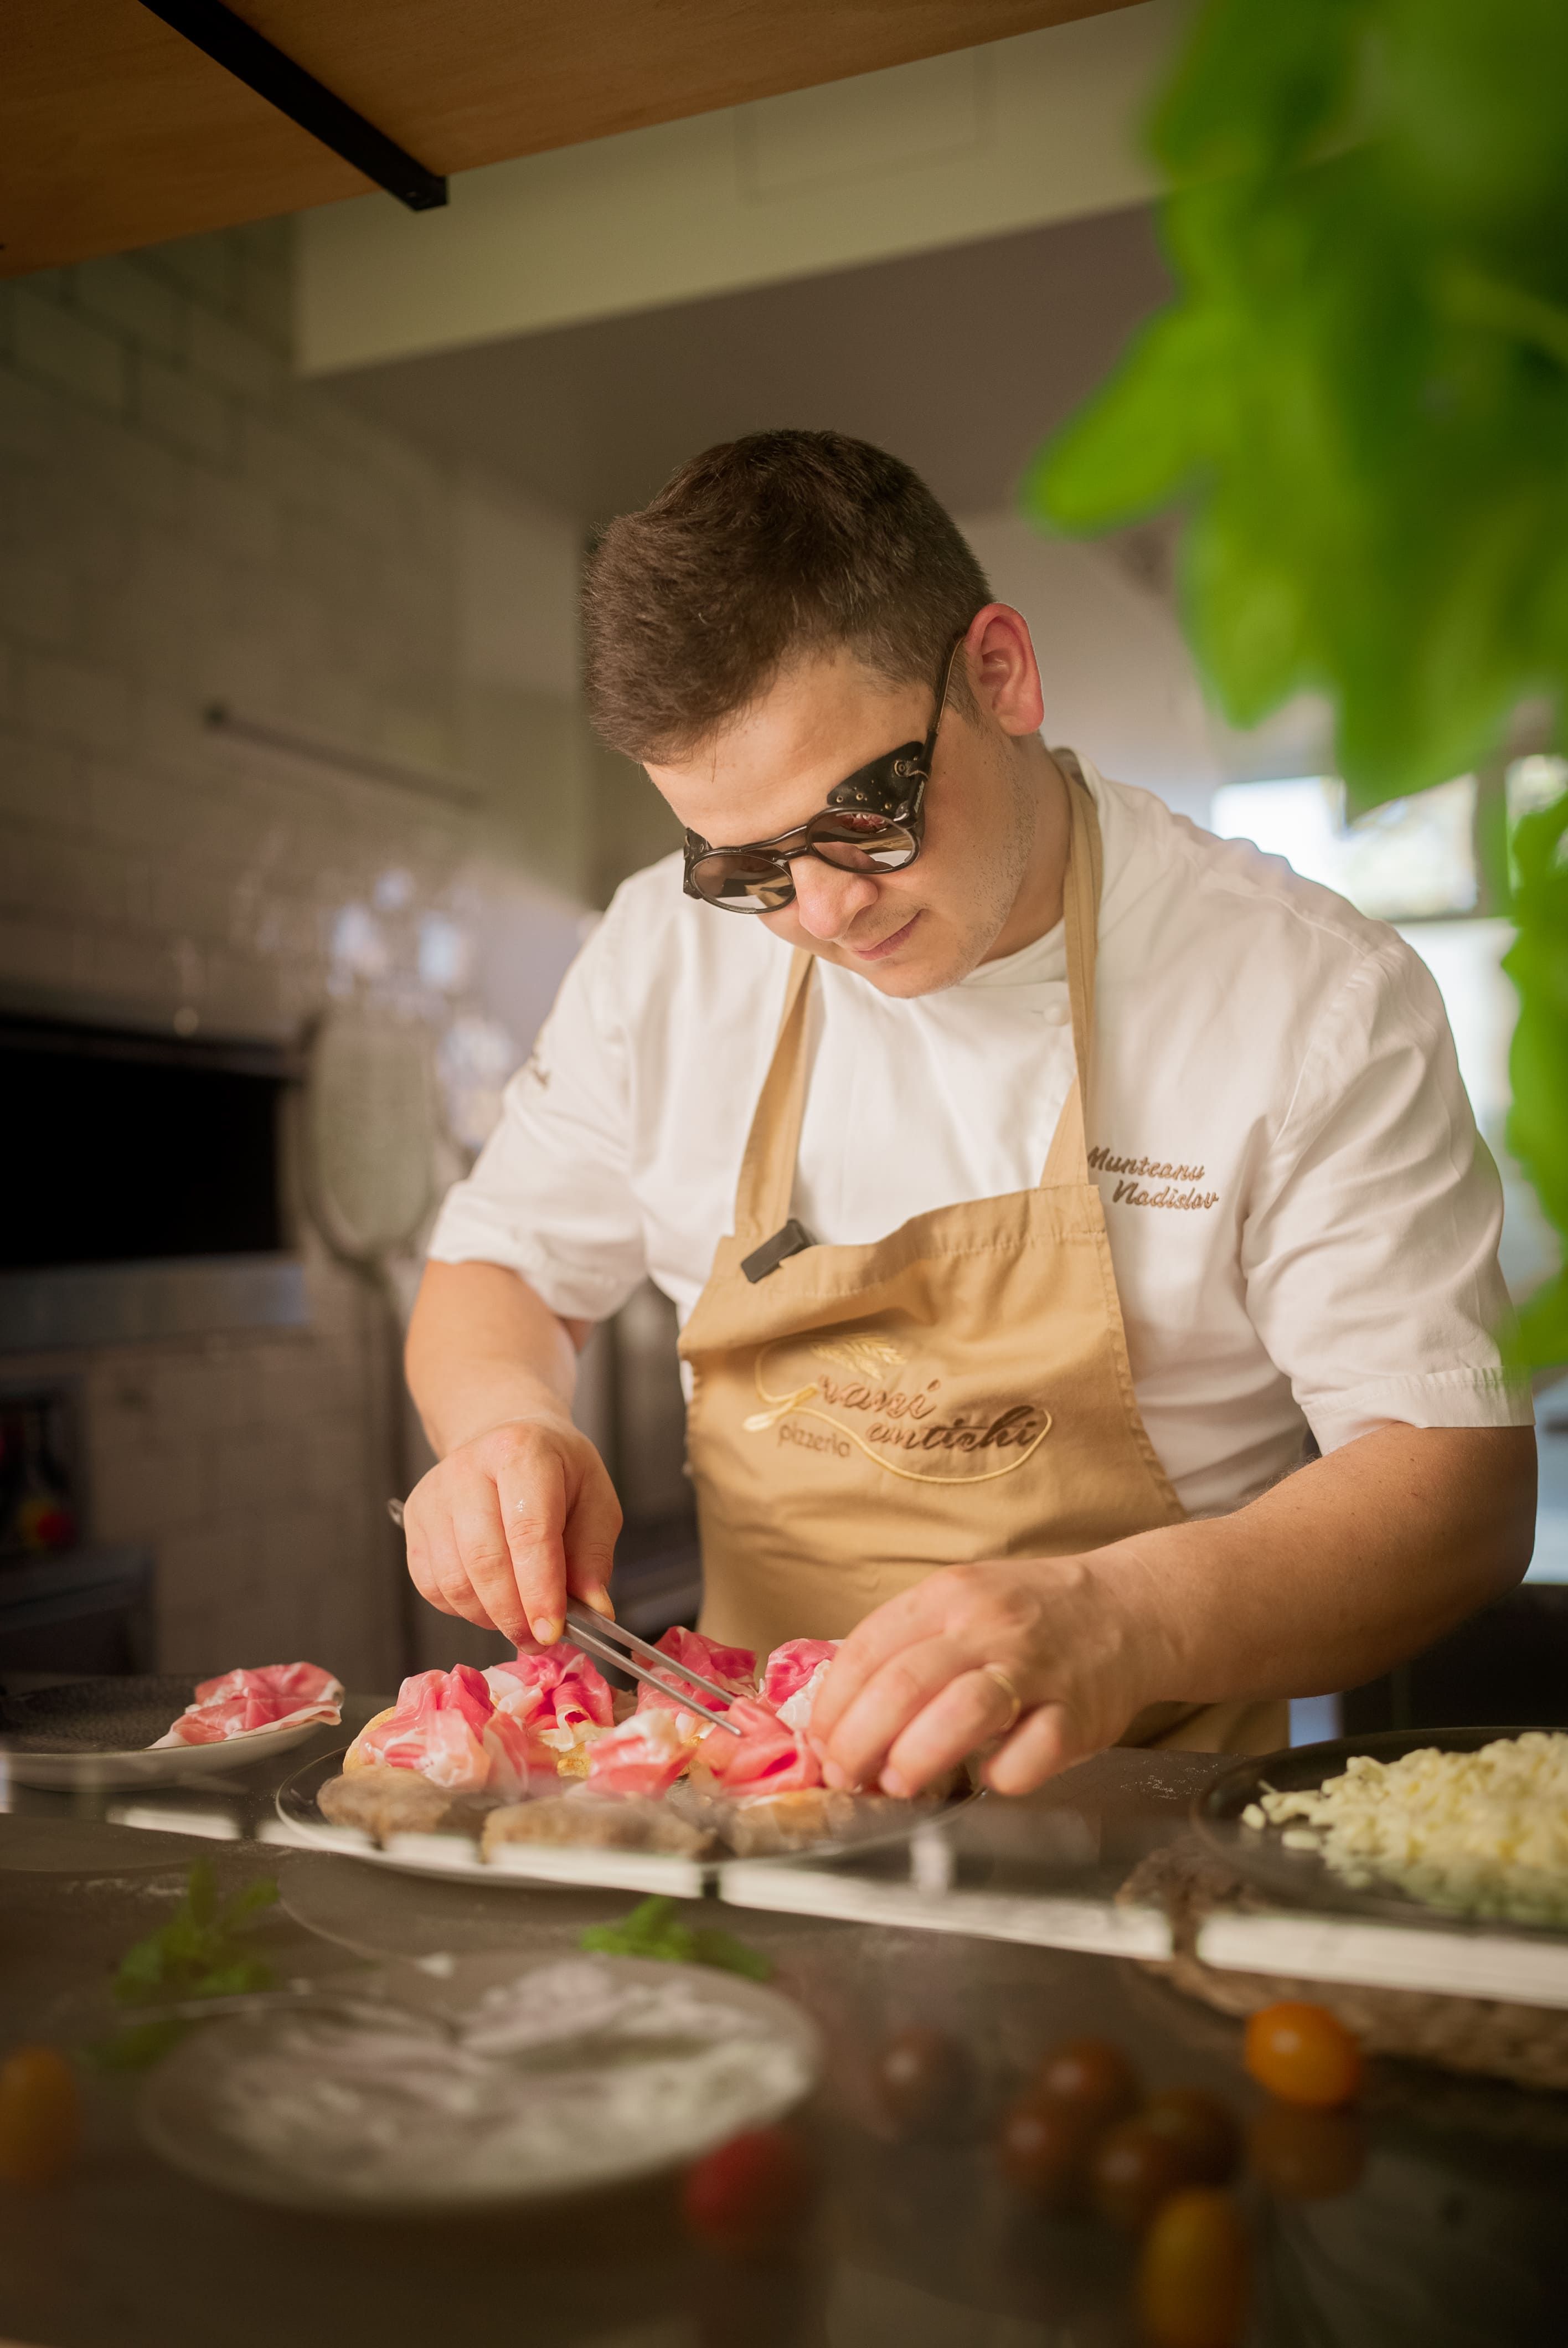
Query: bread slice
317,1765,468,1843
481,1790,713,1860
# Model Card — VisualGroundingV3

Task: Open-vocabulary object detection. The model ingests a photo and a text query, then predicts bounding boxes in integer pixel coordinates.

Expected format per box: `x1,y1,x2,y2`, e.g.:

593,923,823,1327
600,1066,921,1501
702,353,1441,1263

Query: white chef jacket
429,759,1530,1515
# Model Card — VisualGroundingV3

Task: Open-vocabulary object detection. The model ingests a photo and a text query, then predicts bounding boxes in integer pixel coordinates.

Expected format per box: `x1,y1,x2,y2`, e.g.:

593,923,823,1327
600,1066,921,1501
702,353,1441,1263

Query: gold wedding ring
980,1662,1023,1735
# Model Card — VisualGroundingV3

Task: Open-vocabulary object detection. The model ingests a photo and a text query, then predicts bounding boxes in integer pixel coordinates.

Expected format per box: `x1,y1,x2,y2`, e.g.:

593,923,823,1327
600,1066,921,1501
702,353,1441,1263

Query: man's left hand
807,1425,1537,1799
809,1552,1167,1798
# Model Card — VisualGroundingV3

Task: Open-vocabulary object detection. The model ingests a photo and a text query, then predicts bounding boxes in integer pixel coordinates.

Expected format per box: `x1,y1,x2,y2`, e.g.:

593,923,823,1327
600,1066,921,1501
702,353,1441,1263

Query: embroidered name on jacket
1088,1145,1220,1213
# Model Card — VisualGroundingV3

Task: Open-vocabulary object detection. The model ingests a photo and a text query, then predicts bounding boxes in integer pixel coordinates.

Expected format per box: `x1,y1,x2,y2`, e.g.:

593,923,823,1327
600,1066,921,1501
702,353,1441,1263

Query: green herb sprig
580,1895,773,1981
87,1858,281,2069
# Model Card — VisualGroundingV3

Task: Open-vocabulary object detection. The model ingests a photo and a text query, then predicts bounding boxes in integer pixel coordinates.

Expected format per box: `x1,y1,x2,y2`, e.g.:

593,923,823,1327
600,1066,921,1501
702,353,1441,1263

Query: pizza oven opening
0,1012,291,1274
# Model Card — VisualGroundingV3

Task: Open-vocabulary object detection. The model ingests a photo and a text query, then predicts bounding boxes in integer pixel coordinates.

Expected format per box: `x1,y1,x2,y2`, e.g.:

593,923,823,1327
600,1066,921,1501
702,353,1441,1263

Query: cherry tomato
1249,2100,1365,2200
681,2127,814,2257
1033,2036,1142,2132
1090,2117,1191,2231
874,2026,968,2135
1136,2187,1250,2348
1243,2002,1363,2108
0,2045,81,2187
1139,2088,1242,2188
997,2093,1098,2206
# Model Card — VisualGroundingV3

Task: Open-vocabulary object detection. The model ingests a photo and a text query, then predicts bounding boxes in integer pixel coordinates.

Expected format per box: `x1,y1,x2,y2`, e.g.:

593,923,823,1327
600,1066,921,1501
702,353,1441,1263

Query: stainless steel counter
1,1709,1563,2348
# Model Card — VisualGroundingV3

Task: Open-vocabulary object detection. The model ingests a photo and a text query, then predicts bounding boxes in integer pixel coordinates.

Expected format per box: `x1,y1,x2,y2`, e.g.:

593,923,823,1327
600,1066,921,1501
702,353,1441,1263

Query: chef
405,429,1536,1796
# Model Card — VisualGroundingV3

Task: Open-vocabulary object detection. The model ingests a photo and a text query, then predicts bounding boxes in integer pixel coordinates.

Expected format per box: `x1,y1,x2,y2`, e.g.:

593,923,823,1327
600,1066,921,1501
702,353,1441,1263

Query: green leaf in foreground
85,2017,189,2073
85,1860,281,2069
580,1896,773,1981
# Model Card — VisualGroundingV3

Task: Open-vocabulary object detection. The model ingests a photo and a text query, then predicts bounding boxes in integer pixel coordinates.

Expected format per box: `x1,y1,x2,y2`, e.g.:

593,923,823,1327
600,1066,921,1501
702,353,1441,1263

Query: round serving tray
1193,1724,1568,1942
0,1674,329,1791
276,1745,979,1883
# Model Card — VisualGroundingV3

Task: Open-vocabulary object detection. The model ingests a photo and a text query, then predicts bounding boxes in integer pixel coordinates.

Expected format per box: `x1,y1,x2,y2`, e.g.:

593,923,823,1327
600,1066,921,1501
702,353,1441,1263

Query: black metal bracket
741,1219,816,1284
139,1,447,212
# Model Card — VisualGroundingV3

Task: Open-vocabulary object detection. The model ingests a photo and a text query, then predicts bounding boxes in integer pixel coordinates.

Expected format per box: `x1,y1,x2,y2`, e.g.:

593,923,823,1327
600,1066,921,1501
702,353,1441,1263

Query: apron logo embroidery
743,1335,1054,1485
812,1334,907,1376
1088,1144,1220,1212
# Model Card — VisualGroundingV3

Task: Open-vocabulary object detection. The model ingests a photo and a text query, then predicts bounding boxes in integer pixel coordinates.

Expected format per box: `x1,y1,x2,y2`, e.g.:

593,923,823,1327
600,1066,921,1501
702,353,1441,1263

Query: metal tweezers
561,1607,743,1736
386,1496,740,1736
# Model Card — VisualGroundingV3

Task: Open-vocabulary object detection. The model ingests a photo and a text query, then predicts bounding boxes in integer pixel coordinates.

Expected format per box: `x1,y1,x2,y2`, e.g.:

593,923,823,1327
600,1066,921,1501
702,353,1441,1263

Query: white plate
4,1715,329,1793
138,1950,821,2213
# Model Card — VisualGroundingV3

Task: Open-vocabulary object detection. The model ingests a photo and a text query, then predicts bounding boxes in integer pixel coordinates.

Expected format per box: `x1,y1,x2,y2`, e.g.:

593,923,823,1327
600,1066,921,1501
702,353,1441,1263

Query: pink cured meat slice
701,1697,824,1794
635,1627,757,1718
486,1645,615,1734
585,1708,690,1796
161,1661,344,1745
346,1664,531,1793
760,1640,838,1730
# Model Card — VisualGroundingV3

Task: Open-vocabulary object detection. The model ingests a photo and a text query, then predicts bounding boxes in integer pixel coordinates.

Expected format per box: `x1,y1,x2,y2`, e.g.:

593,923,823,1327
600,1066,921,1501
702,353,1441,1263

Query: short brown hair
583,430,991,762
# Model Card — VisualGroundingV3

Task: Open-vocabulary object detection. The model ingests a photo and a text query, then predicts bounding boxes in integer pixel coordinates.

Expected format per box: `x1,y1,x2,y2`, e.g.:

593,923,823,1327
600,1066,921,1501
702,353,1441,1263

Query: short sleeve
1241,932,1534,1451
425,924,650,1324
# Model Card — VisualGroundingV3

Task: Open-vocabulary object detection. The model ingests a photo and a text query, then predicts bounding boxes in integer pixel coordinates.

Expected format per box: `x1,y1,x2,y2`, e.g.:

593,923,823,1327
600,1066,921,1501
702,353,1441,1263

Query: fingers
984,1701,1085,1795
880,1666,1023,1798
404,1497,460,1621
494,1444,571,1643
400,1420,599,1647
444,1473,535,1643
816,1634,968,1791
811,1583,947,1745
404,1474,510,1635
563,1455,622,1620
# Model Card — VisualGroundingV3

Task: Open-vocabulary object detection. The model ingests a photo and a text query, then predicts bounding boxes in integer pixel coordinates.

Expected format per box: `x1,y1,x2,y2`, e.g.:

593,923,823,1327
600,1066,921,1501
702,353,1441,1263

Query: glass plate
138,1949,820,2213
276,1745,979,1887
1193,1725,1568,1942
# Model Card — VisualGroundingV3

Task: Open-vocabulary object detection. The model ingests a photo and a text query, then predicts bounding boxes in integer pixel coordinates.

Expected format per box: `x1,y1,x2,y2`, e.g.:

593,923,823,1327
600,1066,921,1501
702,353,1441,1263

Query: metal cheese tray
1194,1725,1568,1942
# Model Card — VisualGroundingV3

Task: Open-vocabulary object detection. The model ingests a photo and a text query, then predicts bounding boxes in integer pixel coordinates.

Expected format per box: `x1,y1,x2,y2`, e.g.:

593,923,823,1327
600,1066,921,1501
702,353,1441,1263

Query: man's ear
963,604,1045,739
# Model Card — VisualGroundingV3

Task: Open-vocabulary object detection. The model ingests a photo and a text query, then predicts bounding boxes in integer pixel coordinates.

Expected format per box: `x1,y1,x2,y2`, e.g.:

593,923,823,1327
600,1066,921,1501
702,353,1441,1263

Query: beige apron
677,768,1287,1757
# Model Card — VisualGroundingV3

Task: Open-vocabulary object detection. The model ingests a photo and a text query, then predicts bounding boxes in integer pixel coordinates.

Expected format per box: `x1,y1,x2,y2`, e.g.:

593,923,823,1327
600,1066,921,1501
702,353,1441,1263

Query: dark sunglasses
682,636,963,914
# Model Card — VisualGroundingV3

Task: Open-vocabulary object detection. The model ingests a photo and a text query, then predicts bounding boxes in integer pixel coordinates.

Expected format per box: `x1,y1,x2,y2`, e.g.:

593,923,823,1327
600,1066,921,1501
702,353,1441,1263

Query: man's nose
789,857,879,940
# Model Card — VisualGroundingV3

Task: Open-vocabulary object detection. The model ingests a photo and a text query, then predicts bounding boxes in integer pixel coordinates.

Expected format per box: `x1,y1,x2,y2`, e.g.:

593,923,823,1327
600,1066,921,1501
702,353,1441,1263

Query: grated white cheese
1256,1732,1568,1927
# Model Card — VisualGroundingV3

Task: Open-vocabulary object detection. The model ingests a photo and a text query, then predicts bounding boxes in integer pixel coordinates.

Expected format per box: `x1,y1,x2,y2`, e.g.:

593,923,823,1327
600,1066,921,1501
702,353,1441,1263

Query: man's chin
847,938,972,999
778,915,973,997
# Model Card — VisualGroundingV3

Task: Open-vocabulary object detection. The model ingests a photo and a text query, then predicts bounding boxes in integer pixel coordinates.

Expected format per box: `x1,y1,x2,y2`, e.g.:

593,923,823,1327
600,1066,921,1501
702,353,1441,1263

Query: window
1210,774,1478,919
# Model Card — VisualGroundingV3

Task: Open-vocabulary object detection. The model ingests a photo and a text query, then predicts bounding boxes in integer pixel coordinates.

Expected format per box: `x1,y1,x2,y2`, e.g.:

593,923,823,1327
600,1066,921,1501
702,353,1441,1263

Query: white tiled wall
0,221,592,1690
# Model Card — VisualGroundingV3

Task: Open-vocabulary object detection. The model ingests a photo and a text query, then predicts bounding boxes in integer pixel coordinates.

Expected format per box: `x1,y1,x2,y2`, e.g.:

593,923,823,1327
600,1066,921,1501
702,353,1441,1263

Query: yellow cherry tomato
0,2045,81,2187
1243,2001,1364,2108
1136,2187,1250,2348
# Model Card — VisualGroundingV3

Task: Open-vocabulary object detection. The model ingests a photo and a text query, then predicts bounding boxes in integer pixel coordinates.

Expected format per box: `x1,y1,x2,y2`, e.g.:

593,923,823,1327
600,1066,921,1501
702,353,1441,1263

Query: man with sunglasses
406,429,1534,1796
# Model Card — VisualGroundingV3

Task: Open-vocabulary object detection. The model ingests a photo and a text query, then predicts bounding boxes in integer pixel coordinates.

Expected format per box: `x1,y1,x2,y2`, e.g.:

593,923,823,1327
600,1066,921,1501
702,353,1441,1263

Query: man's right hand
401,1412,622,1648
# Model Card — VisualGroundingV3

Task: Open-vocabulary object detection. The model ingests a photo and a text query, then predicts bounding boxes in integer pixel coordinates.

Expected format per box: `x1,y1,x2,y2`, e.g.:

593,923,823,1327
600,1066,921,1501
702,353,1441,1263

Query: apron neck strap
735,947,815,1242
1040,752,1102,1188
733,753,1104,1238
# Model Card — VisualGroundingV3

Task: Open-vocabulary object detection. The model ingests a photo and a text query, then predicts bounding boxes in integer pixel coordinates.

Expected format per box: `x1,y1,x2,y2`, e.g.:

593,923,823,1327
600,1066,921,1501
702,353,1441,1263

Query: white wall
297,3,1181,373
0,223,588,1686
960,509,1333,822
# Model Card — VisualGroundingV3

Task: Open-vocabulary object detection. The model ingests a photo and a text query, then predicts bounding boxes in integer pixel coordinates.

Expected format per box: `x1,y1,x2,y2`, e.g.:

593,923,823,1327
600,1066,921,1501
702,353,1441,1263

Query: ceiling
3,0,1138,278
332,202,1170,527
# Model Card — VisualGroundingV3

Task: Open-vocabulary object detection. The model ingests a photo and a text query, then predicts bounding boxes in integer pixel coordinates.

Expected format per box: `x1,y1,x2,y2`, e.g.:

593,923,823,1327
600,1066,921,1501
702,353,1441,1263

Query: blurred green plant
87,1859,279,2070
1025,0,1568,1364
581,1894,773,1980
